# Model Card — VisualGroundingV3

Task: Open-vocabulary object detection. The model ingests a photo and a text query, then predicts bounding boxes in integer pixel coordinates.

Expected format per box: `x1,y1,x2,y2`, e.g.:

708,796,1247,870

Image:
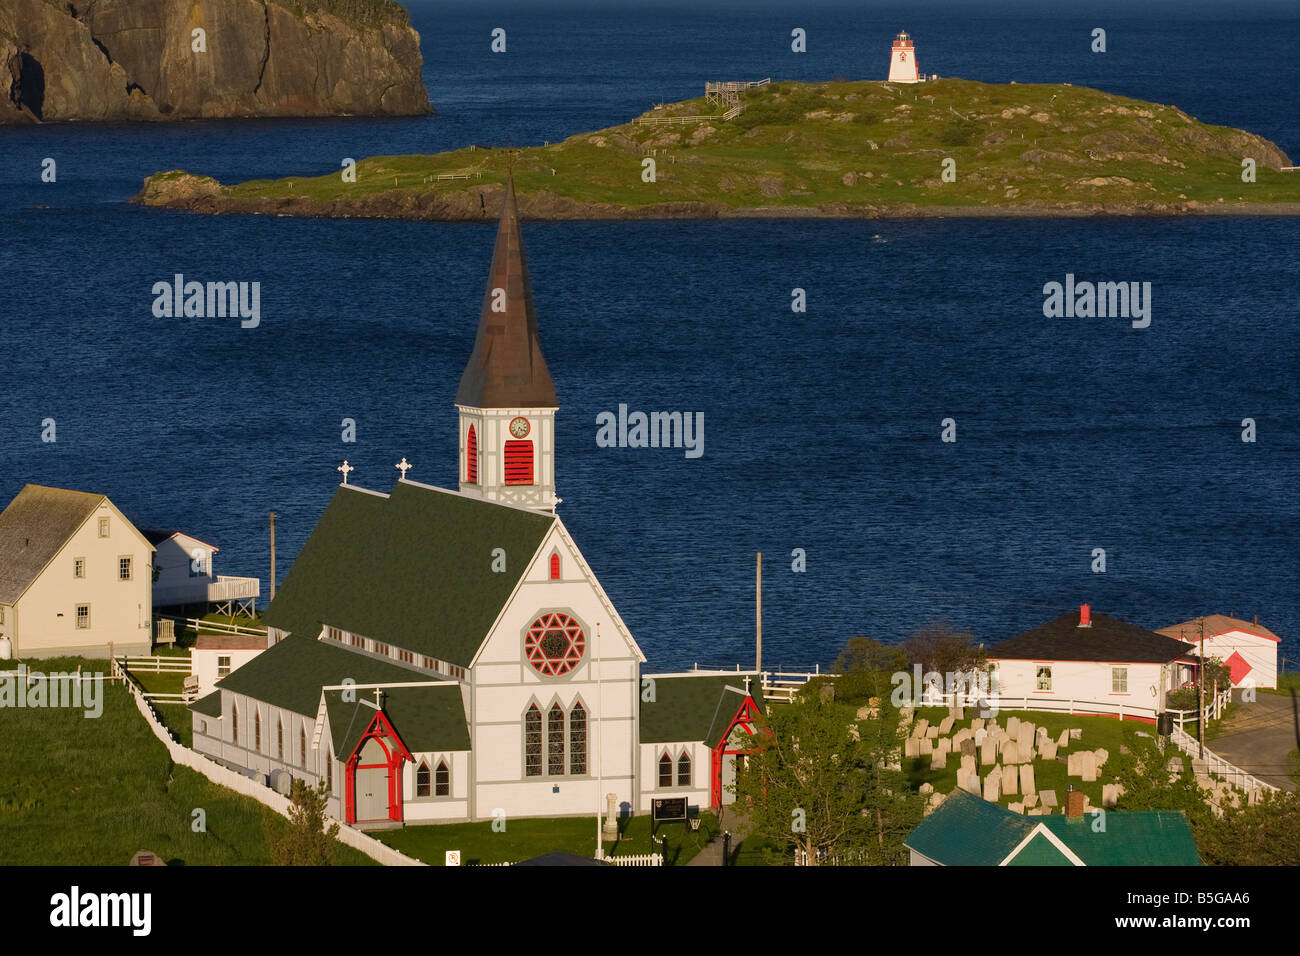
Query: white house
145,529,260,616
190,632,270,697
189,179,764,828
987,604,1200,722
0,485,154,659
1156,614,1280,690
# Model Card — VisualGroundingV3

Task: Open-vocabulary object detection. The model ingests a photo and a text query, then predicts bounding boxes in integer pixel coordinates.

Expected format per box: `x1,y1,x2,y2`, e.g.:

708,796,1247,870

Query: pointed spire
455,176,558,409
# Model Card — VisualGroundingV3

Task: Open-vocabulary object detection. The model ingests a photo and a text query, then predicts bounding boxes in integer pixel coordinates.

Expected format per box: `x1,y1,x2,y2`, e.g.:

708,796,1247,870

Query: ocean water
1,1,1298,670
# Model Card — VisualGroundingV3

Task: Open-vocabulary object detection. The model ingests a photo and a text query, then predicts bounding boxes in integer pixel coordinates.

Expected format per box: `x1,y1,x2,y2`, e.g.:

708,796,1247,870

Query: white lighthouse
887,30,921,83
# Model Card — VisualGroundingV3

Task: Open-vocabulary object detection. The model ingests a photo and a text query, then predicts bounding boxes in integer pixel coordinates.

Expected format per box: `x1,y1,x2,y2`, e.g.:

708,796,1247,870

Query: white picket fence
1168,726,1278,797
110,658,426,867
471,853,662,867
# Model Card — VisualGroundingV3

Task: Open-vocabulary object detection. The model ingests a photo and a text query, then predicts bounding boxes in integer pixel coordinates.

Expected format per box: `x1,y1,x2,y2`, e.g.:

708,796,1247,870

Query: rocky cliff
2,0,429,123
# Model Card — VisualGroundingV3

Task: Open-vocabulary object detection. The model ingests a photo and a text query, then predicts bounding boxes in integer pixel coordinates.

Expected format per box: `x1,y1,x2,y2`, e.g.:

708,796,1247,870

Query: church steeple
456,177,560,512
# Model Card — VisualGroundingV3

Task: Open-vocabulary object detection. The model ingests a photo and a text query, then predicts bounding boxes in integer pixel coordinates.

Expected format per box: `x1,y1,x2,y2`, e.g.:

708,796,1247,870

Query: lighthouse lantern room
888,30,921,84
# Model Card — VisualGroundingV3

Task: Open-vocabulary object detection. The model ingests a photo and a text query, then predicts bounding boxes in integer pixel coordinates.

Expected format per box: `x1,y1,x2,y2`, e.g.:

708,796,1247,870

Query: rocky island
133,78,1298,220
2,0,428,123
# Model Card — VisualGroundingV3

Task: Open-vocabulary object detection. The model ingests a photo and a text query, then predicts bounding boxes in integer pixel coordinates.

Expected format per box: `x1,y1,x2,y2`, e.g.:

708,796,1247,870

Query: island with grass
134,78,1298,220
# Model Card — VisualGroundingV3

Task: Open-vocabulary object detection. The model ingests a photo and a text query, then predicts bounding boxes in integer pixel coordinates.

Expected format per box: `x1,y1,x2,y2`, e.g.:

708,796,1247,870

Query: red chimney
1078,604,1091,628
1066,789,1086,819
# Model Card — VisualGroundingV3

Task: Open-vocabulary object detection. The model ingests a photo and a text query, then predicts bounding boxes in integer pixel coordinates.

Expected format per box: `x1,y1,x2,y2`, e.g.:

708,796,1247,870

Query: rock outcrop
2,0,429,123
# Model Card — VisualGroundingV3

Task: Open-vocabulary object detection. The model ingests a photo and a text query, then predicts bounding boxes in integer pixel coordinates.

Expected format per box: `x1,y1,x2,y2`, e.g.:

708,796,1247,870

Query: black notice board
652,797,688,823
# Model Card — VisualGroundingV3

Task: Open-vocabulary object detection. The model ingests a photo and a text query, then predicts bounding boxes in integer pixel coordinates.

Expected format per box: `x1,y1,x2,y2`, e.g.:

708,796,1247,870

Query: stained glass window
524,611,586,676
569,703,587,775
548,703,566,776
436,760,450,796
416,762,431,797
659,752,673,788
525,704,542,776
677,751,691,787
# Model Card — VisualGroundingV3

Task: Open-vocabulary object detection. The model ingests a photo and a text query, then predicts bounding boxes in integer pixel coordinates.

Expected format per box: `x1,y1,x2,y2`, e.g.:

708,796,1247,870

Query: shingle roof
640,674,764,745
212,636,423,716
905,790,1203,866
1037,813,1202,866
189,691,223,717
1156,614,1281,644
990,610,1194,664
455,176,558,410
324,684,470,759
194,634,268,651
0,485,105,604
904,789,1037,865
261,481,554,667
142,528,219,550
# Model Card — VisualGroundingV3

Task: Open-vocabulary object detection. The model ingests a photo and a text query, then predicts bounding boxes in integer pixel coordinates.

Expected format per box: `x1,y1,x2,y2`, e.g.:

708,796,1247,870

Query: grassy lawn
376,811,718,866
0,674,373,865
1261,672,1300,696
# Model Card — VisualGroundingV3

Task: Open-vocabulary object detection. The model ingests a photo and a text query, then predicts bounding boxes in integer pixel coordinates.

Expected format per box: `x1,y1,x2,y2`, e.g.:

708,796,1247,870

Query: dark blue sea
2,0,1299,671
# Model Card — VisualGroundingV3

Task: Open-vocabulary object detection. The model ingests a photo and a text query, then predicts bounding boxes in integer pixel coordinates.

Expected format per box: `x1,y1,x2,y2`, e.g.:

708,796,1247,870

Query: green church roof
905,788,1037,865
324,684,470,758
640,674,764,746
213,635,424,716
1037,812,1203,866
262,481,554,667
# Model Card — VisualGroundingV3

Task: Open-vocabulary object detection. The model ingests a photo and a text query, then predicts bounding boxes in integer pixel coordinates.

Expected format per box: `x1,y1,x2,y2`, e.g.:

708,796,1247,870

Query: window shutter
503,440,534,485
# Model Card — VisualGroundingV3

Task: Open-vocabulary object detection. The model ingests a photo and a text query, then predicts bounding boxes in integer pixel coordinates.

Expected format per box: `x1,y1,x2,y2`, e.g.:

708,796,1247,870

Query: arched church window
436,760,450,796
416,761,431,797
503,440,534,485
569,703,587,775
550,552,561,580
548,703,566,776
466,425,478,484
658,752,673,788
524,704,542,776
678,751,692,787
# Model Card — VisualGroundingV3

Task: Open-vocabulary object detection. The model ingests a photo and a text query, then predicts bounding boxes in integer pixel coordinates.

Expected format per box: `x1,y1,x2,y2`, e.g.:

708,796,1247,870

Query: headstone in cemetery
1002,764,1019,795
1019,764,1036,796
1040,789,1059,809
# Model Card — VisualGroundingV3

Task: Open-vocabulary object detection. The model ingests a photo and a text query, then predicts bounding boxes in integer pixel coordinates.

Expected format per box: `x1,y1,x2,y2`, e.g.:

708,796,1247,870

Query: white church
190,180,763,827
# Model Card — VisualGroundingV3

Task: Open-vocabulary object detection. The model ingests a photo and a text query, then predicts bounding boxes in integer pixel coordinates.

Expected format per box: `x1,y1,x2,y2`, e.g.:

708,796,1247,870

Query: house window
373,641,389,656
547,703,566,776
119,556,132,581
1036,666,1052,691
416,761,431,797
503,440,534,485
678,751,692,787
75,604,90,629
550,553,561,580
232,703,239,745
98,517,109,538
217,655,231,678
254,711,261,751
300,726,307,768
436,760,450,796
659,752,673,788
466,425,478,484
569,703,587,775
74,558,85,579
277,719,284,759
524,704,542,776
1112,667,1128,693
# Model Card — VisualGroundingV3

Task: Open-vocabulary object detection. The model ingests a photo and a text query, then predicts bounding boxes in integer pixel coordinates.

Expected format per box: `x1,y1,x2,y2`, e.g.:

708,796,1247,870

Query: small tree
834,636,907,677
901,622,985,677
272,779,340,866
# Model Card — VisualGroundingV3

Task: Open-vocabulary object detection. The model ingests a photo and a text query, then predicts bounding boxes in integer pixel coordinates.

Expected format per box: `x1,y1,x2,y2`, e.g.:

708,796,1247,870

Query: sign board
652,797,688,823
445,850,461,867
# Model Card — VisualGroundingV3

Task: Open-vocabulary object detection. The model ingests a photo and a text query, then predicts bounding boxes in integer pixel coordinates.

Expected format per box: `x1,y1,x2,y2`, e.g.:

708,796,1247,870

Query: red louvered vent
504,440,534,485
466,425,478,484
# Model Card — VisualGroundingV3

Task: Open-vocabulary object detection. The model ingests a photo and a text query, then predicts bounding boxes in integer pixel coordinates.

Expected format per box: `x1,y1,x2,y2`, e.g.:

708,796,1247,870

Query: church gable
262,480,554,668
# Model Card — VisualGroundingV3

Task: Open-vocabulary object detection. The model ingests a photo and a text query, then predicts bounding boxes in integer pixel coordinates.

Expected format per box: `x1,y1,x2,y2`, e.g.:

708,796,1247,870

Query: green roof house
905,788,1203,866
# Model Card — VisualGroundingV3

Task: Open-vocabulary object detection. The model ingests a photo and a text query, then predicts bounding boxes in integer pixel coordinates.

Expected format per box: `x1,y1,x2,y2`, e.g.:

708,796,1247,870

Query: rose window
524,612,586,676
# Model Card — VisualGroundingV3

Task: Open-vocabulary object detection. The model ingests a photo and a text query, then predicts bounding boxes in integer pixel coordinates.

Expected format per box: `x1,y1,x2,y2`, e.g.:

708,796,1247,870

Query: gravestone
959,771,980,796
974,728,988,747
919,737,934,756
1017,722,1036,752
1102,783,1122,807
1023,793,1039,809
1019,764,1036,796
1006,716,1021,737
919,782,934,795
970,718,985,732
1027,807,1045,817
1080,750,1097,782
1094,748,1109,769
926,726,939,740
1069,728,1082,740
1038,740,1057,762
935,737,952,755
931,749,948,770
1000,740,1020,765
938,716,955,735
980,741,997,766
905,738,920,758
961,738,977,758
1008,802,1025,814
982,770,1002,802
1001,764,1019,795
952,729,971,748
1057,729,1070,750
1066,752,1081,778
950,705,966,722
1040,789,1059,809
912,719,930,739
960,754,976,774
930,791,946,808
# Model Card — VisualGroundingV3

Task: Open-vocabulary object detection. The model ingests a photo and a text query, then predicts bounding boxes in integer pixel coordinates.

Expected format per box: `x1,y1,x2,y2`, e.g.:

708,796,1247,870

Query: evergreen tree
272,779,340,866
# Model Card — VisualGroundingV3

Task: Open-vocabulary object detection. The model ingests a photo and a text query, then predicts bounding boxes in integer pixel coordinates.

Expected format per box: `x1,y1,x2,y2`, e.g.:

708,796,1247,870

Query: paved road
1207,690,1300,792
687,807,751,866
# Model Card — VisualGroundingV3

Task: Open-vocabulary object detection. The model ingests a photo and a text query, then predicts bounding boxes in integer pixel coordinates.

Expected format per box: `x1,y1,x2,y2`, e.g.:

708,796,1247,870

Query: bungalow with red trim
987,605,1201,722
186,180,765,829
1156,614,1279,690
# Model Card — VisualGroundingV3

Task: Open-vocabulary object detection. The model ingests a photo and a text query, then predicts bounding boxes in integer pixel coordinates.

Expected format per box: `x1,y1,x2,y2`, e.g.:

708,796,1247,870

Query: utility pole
1197,617,1205,758
269,512,277,603
755,552,763,676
